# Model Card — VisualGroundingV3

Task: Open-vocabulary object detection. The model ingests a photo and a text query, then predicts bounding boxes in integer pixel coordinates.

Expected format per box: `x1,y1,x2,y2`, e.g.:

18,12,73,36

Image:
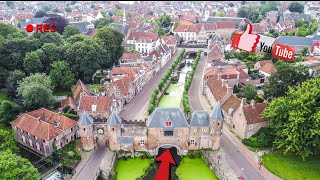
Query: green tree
217,12,225,17
17,73,54,109
157,14,171,28
288,2,304,13
34,10,46,18
0,151,40,179
23,51,43,74
0,100,21,125
237,7,248,18
94,26,122,67
40,43,63,72
173,22,180,31
263,77,320,160
0,129,18,152
93,18,114,29
238,84,257,103
65,7,72,12
6,70,26,96
65,38,107,83
49,61,76,90
43,14,69,34
264,63,310,99
63,25,81,39
301,47,308,56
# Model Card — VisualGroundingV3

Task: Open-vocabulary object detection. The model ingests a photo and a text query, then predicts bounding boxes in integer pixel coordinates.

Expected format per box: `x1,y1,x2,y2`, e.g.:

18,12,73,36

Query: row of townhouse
202,38,278,139
173,21,238,43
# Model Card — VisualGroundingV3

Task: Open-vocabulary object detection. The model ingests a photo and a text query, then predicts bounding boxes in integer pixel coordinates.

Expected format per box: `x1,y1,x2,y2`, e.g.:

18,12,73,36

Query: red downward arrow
155,149,176,180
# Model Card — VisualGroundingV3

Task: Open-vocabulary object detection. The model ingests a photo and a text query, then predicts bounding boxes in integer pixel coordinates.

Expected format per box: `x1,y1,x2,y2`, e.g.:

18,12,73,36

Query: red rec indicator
26,24,57,33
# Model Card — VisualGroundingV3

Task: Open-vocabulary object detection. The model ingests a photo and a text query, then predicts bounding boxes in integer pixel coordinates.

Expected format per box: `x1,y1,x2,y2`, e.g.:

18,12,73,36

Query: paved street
188,49,267,180
72,143,107,180
119,49,181,120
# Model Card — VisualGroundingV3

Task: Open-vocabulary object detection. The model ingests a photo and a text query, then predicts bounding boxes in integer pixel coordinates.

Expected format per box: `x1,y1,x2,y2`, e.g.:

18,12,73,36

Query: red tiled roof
207,75,227,101
243,103,268,124
121,53,141,61
257,60,277,74
61,97,77,109
174,24,197,32
161,35,177,45
112,67,137,81
216,21,236,29
127,31,158,43
222,95,241,114
11,108,77,141
109,76,132,96
79,96,111,112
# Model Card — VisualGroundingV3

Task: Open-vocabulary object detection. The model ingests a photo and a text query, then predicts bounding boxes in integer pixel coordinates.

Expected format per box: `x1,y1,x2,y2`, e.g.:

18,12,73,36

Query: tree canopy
238,84,257,103
93,18,114,29
43,14,69,34
49,60,76,90
17,73,54,109
63,25,81,39
157,14,171,28
264,63,310,100
0,151,40,179
263,77,320,160
288,2,304,13
0,100,21,126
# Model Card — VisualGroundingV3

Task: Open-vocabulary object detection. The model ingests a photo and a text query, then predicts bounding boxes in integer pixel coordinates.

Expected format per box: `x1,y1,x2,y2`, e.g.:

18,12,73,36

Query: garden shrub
62,113,78,119
62,105,71,113
242,127,275,148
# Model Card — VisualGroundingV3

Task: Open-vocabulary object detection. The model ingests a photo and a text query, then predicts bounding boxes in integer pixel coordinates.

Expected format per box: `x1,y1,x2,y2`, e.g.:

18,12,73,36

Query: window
249,124,253,131
164,131,173,136
42,140,46,143
190,139,195,145
211,130,214,133
139,139,145,145
202,128,205,132
166,121,172,127
115,91,120,96
36,143,40,150
22,135,26,143
83,128,86,131
233,125,235,129
194,128,197,132
98,129,104,134
112,128,115,131
29,139,33,147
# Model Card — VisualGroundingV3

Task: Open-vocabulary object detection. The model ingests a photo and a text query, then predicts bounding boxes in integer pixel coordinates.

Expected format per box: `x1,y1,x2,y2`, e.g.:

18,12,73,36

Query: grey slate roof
106,111,122,125
210,102,224,121
147,108,189,128
69,21,91,35
190,111,210,126
162,43,170,52
110,23,130,36
20,17,46,28
145,55,153,61
120,136,133,144
78,111,93,126
277,36,314,46
205,17,247,26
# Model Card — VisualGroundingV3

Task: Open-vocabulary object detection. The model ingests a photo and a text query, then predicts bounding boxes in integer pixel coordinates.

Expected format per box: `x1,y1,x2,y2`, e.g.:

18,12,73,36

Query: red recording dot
26,24,33,32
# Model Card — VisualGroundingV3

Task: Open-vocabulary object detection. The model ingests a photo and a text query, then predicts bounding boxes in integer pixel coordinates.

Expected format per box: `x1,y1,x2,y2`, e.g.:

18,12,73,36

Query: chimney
241,98,246,106
217,74,222,80
226,84,233,97
250,100,256,109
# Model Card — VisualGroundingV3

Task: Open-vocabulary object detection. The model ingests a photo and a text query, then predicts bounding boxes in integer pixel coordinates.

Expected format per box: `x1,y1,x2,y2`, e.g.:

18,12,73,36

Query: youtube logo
272,44,295,62
231,23,295,62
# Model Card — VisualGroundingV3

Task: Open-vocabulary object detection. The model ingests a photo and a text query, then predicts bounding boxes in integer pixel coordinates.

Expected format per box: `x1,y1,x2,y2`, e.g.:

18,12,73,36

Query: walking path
72,143,107,180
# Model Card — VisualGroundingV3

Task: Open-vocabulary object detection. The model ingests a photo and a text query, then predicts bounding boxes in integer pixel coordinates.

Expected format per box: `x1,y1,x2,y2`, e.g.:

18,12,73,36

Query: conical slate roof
78,111,94,126
210,102,224,121
106,111,122,125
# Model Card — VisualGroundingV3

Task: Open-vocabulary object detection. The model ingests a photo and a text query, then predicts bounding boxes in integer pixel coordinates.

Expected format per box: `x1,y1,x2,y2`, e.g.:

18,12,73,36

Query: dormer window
165,121,172,127
92,104,97,112
115,91,120,96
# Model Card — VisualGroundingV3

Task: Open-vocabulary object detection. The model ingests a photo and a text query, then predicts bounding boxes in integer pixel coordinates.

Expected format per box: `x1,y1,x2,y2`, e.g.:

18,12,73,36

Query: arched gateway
156,144,182,156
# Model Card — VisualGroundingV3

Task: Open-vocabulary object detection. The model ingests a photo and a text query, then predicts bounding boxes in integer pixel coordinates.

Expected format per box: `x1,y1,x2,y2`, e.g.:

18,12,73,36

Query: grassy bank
262,150,320,180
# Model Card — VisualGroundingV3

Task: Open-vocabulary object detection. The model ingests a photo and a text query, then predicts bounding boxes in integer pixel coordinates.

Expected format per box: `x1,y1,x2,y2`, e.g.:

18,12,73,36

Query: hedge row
148,49,186,115
183,50,202,115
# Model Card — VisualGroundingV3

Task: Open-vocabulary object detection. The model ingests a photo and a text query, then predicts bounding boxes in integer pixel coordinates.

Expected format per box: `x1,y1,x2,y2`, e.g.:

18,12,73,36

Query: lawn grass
115,158,153,180
262,150,320,180
158,84,183,108
53,89,72,96
87,84,104,91
176,157,218,180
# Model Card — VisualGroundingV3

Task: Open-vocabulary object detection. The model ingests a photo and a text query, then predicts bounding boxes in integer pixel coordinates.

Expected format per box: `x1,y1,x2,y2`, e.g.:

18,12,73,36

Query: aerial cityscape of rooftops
0,1,320,180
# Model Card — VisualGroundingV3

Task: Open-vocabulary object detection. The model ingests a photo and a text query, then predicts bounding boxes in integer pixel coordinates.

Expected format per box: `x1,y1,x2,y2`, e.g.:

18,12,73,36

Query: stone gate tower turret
209,102,224,150
78,111,95,151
